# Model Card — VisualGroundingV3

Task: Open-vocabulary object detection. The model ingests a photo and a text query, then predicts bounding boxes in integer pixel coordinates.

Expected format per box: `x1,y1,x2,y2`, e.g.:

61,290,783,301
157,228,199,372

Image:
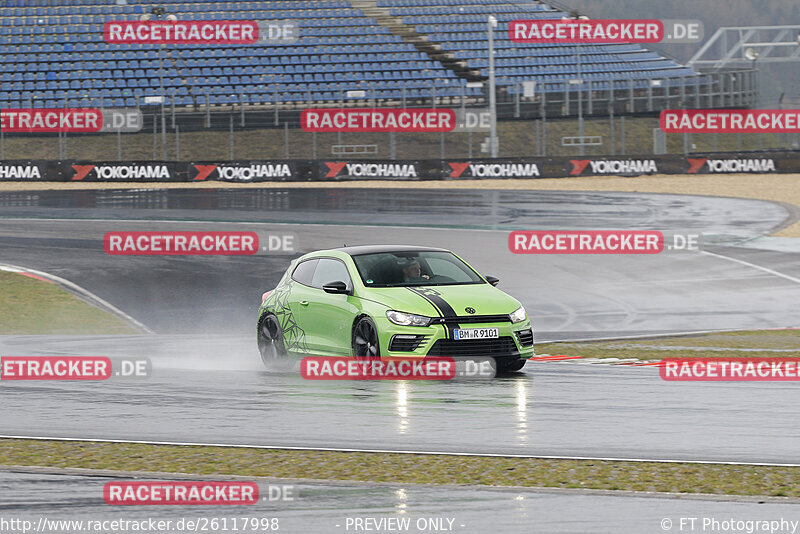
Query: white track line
0,263,153,334
1,435,797,467
540,249,800,346
701,250,800,285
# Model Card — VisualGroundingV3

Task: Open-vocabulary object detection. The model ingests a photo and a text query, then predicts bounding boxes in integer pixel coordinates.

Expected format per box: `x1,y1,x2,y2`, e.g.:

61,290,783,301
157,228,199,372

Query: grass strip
0,271,139,335
536,329,800,361
0,439,798,497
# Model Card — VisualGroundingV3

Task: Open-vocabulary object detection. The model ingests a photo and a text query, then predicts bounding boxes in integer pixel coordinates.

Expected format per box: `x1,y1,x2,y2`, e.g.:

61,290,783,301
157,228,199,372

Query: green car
257,245,534,372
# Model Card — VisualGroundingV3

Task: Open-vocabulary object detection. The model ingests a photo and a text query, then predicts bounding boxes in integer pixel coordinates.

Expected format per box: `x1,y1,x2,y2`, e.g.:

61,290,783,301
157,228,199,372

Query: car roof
332,245,451,256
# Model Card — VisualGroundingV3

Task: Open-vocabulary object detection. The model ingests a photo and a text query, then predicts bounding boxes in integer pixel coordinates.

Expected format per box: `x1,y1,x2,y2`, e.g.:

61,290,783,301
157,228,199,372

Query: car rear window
291,259,318,286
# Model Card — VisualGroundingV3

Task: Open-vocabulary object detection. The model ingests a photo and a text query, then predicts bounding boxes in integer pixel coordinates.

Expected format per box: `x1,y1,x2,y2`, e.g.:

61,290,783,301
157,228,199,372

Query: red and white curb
531,354,663,367
0,264,54,284
0,263,153,334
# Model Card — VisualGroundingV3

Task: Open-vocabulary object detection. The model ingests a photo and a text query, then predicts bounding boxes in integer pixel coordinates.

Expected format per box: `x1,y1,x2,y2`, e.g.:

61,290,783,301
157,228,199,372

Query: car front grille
389,334,429,352
515,329,534,347
426,336,519,358
431,315,510,325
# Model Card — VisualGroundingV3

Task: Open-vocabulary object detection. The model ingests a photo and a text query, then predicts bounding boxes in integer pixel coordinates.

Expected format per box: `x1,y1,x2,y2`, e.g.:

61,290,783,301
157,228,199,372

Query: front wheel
352,317,380,358
258,314,286,366
500,358,527,373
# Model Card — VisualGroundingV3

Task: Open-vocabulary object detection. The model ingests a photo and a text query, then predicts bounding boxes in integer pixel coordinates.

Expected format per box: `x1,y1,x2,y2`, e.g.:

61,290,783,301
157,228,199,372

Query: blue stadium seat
0,0,697,105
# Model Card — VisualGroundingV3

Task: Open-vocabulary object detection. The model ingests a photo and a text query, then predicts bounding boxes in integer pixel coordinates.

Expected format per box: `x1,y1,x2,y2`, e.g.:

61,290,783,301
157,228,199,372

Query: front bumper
377,316,534,360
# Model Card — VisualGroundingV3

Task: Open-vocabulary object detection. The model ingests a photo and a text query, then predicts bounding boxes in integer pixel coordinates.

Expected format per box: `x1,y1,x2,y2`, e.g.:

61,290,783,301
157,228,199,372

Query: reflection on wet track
1,334,799,463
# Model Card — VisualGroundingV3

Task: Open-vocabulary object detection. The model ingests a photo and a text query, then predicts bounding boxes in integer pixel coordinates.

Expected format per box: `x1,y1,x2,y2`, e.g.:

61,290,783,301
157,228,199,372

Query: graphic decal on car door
264,278,310,354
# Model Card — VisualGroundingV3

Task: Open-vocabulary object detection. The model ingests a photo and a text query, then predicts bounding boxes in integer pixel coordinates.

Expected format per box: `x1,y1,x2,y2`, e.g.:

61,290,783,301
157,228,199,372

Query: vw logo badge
465,307,476,314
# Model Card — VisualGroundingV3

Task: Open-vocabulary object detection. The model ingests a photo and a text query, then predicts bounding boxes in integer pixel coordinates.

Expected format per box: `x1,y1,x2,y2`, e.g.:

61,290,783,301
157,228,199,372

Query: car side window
291,259,318,286
311,258,352,290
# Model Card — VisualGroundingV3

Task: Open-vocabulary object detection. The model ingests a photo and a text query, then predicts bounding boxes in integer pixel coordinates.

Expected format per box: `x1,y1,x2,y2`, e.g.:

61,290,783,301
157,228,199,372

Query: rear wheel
258,314,286,366
352,317,380,358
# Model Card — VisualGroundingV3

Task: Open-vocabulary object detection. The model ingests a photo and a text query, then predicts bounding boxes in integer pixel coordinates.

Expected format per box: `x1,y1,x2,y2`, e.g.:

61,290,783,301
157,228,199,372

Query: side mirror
322,281,350,295
485,275,500,287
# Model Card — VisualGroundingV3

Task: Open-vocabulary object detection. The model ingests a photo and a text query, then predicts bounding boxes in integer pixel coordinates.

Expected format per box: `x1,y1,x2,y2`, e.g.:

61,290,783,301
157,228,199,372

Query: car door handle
299,300,310,306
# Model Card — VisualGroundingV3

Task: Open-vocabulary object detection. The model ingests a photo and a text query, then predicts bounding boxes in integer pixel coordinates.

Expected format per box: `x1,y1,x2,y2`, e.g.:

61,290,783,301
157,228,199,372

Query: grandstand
377,0,696,93
0,0,712,113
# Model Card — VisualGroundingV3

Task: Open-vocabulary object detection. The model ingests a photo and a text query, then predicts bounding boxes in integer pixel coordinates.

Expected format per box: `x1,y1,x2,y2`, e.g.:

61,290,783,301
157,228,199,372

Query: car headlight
386,310,432,327
509,306,527,323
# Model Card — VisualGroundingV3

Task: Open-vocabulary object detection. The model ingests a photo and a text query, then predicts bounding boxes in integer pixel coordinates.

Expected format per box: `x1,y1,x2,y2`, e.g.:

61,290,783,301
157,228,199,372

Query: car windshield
352,251,484,287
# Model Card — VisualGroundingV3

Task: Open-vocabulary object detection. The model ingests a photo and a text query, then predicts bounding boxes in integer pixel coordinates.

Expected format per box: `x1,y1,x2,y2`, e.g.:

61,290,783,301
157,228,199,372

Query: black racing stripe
406,287,443,316
407,287,443,317
408,287,460,338
407,287,449,339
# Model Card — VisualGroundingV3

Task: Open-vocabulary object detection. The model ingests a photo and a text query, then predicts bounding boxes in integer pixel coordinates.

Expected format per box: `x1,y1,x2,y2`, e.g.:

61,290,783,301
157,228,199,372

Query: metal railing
3,68,791,162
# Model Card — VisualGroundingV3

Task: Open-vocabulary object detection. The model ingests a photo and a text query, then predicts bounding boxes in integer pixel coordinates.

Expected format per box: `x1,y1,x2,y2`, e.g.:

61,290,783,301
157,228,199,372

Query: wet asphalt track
1,346,800,464
2,470,800,534
1,189,800,465
0,189,796,337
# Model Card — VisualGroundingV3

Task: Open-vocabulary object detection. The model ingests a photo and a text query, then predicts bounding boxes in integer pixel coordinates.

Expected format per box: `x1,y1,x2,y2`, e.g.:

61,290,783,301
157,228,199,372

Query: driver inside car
399,258,430,283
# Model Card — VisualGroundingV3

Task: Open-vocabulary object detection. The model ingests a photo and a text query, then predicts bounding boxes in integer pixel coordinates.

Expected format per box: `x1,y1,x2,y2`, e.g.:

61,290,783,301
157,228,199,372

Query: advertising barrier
445,160,543,179
319,160,431,180
190,162,298,182
0,152,798,182
0,161,63,181
68,162,186,182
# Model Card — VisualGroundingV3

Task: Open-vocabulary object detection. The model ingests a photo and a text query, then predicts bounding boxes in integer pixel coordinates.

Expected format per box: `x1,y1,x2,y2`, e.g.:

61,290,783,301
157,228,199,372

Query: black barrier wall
2,152,799,182
0,161,65,181
70,162,187,182
190,162,299,182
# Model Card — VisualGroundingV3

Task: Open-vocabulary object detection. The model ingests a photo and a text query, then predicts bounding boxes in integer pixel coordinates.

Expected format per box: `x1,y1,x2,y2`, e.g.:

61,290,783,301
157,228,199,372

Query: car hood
360,283,521,318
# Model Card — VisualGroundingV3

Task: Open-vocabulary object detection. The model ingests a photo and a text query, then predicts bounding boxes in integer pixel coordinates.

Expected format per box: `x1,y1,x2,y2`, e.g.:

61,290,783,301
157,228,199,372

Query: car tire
257,314,286,366
352,317,380,358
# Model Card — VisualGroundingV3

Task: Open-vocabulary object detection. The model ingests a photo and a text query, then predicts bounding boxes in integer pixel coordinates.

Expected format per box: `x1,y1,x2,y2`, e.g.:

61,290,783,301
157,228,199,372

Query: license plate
454,328,499,340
